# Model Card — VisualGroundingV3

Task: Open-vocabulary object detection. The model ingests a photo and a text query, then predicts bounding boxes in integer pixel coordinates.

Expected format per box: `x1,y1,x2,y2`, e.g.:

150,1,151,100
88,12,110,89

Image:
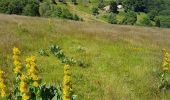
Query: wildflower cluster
159,49,170,90
20,75,30,100
0,70,8,97
0,47,76,100
63,64,71,100
13,47,23,75
162,50,169,71
26,56,39,87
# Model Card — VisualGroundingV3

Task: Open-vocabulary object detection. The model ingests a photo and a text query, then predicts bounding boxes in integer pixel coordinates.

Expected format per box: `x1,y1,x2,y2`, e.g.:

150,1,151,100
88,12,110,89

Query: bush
159,16,170,28
74,14,80,21
92,7,99,16
148,10,158,21
107,13,117,24
0,0,10,13
61,8,74,19
97,0,105,9
0,0,40,16
7,0,27,15
39,2,51,17
155,17,160,27
109,1,118,13
52,6,62,17
122,11,137,25
22,0,40,16
72,0,78,5
159,9,170,16
140,15,152,26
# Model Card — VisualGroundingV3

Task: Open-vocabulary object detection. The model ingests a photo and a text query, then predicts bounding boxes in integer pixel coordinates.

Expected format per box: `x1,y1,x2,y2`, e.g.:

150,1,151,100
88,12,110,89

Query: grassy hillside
0,14,170,99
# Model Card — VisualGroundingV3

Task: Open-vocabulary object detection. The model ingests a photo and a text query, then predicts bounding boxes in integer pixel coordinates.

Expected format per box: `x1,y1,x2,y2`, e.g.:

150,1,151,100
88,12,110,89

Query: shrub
55,7,62,17
155,17,160,27
97,0,105,9
148,10,158,21
39,2,51,17
107,13,117,24
7,0,27,15
159,16,170,28
22,0,40,16
92,7,99,16
109,1,118,13
61,8,74,20
0,0,40,16
0,0,10,13
140,15,152,26
74,14,80,21
122,11,137,25
159,9,170,16
72,0,78,5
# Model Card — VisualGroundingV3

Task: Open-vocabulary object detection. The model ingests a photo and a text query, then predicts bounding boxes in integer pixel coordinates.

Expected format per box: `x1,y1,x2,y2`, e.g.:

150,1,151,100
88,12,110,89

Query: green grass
1,14,170,99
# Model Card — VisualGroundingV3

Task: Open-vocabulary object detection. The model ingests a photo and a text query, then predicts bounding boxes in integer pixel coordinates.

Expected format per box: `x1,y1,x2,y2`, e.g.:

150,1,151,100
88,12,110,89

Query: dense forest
0,0,170,28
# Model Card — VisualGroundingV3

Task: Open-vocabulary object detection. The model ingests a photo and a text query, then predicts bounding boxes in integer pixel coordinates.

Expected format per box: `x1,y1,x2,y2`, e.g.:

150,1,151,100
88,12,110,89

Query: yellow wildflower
20,75,29,93
13,47,21,55
32,81,39,87
162,49,170,71
63,64,71,100
26,56,40,87
19,75,30,100
0,70,8,98
12,47,23,75
22,93,30,100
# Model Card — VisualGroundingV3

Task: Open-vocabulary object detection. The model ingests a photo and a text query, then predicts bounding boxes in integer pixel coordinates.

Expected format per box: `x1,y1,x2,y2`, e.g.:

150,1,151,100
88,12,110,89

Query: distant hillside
0,0,170,28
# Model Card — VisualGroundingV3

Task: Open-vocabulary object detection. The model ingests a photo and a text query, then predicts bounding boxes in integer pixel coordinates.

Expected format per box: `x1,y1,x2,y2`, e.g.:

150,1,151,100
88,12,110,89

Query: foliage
47,45,77,65
97,0,105,9
107,13,117,24
39,45,88,67
123,0,164,13
159,16,170,28
0,47,76,100
139,15,152,26
39,2,52,17
6,0,26,15
71,0,78,5
39,2,81,21
148,10,158,21
22,0,40,16
0,0,40,16
122,11,137,25
109,1,118,13
155,17,160,27
159,49,170,90
92,7,99,16
61,8,74,20
73,14,80,21
0,0,10,13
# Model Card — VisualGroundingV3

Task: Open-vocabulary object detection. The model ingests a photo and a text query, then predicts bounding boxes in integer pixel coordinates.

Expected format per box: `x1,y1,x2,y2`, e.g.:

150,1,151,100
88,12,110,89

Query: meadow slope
0,14,170,100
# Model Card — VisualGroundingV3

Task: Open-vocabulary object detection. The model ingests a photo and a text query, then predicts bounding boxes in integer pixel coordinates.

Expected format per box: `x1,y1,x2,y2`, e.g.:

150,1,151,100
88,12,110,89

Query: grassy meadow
0,14,170,99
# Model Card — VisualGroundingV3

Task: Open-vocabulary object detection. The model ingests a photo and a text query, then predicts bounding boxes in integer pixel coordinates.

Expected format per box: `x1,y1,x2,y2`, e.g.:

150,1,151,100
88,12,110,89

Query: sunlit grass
0,14,170,99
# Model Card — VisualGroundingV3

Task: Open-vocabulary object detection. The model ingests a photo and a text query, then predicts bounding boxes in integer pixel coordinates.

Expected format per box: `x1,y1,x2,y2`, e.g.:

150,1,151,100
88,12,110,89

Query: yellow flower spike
162,50,170,71
19,75,30,100
26,56,40,87
13,47,21,55
0,70,8,98
12,47,23,75
32,81,39,87
22,93,30,100
63,64,71,100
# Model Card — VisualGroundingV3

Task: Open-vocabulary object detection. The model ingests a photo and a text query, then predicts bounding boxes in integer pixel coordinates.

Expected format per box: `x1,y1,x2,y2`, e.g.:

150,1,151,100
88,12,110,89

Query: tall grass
0,14,170,99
